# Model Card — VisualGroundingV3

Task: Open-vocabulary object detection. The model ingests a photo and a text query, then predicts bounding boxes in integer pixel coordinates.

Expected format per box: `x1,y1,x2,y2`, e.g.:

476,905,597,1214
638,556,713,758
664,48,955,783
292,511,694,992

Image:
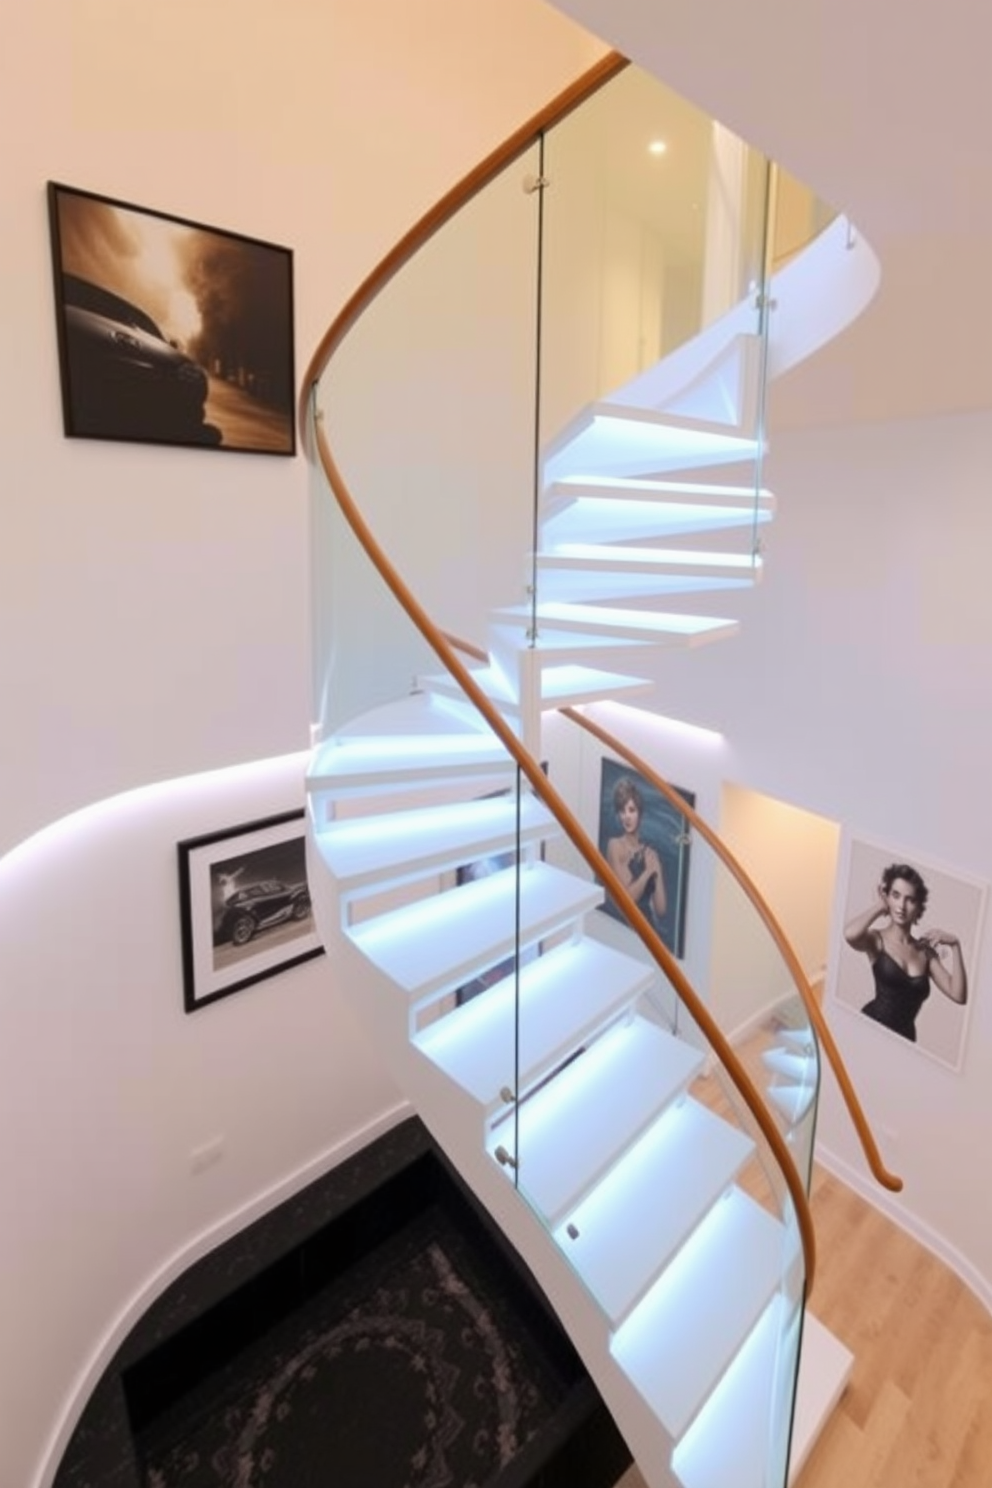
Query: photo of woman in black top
844,861,967,1043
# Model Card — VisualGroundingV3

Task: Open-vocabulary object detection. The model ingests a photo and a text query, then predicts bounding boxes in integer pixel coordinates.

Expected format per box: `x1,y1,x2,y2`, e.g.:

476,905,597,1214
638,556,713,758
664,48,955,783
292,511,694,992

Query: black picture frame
597,758,695,959
47,181,296,455
178,810,323,1013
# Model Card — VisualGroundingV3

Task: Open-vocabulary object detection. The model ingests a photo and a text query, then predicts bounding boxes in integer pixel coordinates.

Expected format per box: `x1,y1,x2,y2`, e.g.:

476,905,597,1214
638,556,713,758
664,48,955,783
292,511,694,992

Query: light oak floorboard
613,1163,992,1488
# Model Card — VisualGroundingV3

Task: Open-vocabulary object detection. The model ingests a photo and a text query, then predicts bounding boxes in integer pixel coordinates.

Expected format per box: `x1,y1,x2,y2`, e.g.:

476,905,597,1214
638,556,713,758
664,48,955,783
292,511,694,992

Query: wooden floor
614,1163,992,1488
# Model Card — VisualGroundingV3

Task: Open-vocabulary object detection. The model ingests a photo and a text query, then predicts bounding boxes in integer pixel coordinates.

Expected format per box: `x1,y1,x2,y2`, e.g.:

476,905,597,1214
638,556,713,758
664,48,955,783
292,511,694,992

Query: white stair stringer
306,688,818,1488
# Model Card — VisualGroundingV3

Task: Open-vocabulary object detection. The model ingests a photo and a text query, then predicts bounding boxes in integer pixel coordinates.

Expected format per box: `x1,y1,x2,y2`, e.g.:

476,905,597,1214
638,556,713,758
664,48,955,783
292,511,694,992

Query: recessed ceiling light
648,139,668,156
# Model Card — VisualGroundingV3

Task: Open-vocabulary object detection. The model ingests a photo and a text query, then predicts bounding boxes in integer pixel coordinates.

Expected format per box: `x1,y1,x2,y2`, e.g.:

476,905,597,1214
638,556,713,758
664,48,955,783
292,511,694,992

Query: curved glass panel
307,62,814,1488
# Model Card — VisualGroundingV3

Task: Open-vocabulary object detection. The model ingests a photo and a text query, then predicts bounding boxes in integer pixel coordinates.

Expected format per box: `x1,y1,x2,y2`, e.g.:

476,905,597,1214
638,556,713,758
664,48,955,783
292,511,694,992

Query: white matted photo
178,810,323,1012
827,831,986,1072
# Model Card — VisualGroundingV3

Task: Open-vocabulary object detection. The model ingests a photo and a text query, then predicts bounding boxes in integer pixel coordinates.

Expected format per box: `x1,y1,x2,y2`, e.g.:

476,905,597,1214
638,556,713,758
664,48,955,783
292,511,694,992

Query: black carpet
133,1202,573,1488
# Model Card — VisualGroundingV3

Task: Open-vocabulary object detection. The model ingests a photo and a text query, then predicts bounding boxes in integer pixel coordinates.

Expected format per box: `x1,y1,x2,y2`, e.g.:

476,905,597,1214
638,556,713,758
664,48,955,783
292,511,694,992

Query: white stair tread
538,544,762,578
537,567,754,604
415,937,655,1110
545,403,760,483
788,1313,855,1483
777,1025,816,1054
671,1291,801,1488
545,473,773,517
316,792,554,893
421,659,655,711
503,1015,704,1226
762,1047,815,1080
555,1096,753,1326
419,662,518,709
308,728,512,796
349,861,603,1003
539,663,654,706
492,602,739,645
612,1185,792,1439
544,496,772,547
767,1083,817,1125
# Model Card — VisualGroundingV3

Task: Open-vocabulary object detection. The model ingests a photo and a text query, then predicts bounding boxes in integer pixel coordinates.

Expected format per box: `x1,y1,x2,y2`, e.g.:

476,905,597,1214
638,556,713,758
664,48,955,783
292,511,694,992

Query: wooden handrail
298,51,628,443
299,54,818,1287
561,707,903,1194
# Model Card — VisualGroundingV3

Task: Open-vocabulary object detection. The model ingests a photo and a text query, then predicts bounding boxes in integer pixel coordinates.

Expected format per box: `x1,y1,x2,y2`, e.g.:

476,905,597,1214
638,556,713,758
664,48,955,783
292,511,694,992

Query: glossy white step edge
315,792,555,897
611,1185,792,1440
761,1047,815,1081
491,602,739,647
544,472,774,526
415,937,655,1114
308,729,514,798
535,550,761,601
544,403,761,483
348,861,603,1004
788,1312,855,1482
554,1095,754,1327
671,1291,799,1488
670,1294,852,1488
420,659,654,711
777,1025,816,1055
767,1083,817,1125
497,1015,703,1227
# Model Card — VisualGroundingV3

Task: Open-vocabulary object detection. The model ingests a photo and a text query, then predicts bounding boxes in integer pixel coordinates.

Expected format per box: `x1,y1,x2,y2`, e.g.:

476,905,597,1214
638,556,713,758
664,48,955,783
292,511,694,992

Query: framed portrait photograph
827,831,986,1072
178,810,323,1013
596,758,695,959
47,181,295,455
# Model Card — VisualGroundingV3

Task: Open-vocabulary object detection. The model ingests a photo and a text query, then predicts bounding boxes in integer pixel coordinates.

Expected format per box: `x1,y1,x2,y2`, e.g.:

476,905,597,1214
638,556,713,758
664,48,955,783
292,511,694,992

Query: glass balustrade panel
308,143,548,1184
522,704,817,1488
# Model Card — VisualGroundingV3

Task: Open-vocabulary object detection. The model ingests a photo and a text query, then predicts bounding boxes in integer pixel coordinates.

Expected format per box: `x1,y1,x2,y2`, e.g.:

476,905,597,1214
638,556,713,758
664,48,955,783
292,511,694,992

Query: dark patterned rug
134,1203,572,1488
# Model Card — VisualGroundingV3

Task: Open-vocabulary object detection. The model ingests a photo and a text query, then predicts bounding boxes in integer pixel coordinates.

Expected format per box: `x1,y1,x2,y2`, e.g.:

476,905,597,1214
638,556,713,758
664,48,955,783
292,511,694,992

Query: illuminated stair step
544,402,761,483
491,602,739,647
348,861,603,1004
538,543,761,582
612,1186,792,1440
497,1015,703,1227
420,660,654,711
536,565,758,605
555,1096,753,1327
777,1025,816,1054
761,1047,815,1081
415,937,655,1114
316,792,555,896
671,1293,802,1488
308,726,514,801
543,476,774,544
766,1082,816,1125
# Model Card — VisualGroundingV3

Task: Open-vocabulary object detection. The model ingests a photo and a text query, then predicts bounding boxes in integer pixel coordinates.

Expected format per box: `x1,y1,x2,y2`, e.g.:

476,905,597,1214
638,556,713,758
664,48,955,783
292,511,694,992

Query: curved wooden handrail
298,51,628,445
562,707,903,1194
301,56,818,1287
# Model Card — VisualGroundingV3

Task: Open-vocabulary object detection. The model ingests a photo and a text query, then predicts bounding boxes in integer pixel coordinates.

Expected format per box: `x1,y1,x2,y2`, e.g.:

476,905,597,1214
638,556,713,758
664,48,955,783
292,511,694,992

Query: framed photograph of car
47,181,295,455
178,810,323,1013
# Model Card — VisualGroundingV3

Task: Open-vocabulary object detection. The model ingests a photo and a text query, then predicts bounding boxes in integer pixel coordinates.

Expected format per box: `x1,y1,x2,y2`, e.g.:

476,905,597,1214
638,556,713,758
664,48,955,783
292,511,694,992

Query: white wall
0,0,605,858
620,409,992,1302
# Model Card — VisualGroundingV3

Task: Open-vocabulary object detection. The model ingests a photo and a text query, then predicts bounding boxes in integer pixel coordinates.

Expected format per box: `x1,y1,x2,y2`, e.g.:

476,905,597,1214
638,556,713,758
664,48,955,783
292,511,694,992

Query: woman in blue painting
844,862,967,1042
606,776,667,933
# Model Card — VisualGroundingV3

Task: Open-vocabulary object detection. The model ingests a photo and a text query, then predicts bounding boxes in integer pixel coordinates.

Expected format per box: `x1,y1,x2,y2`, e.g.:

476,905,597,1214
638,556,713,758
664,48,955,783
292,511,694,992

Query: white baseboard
814,1141,992,1318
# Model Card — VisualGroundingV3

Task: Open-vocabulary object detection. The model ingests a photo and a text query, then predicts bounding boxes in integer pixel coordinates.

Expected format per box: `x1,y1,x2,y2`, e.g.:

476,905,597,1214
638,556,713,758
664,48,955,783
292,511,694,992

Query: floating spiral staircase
301,55,894,1488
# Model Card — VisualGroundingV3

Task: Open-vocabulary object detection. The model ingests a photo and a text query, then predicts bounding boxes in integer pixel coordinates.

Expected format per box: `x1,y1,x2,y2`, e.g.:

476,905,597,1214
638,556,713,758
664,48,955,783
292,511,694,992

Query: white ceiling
547,0,992,431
